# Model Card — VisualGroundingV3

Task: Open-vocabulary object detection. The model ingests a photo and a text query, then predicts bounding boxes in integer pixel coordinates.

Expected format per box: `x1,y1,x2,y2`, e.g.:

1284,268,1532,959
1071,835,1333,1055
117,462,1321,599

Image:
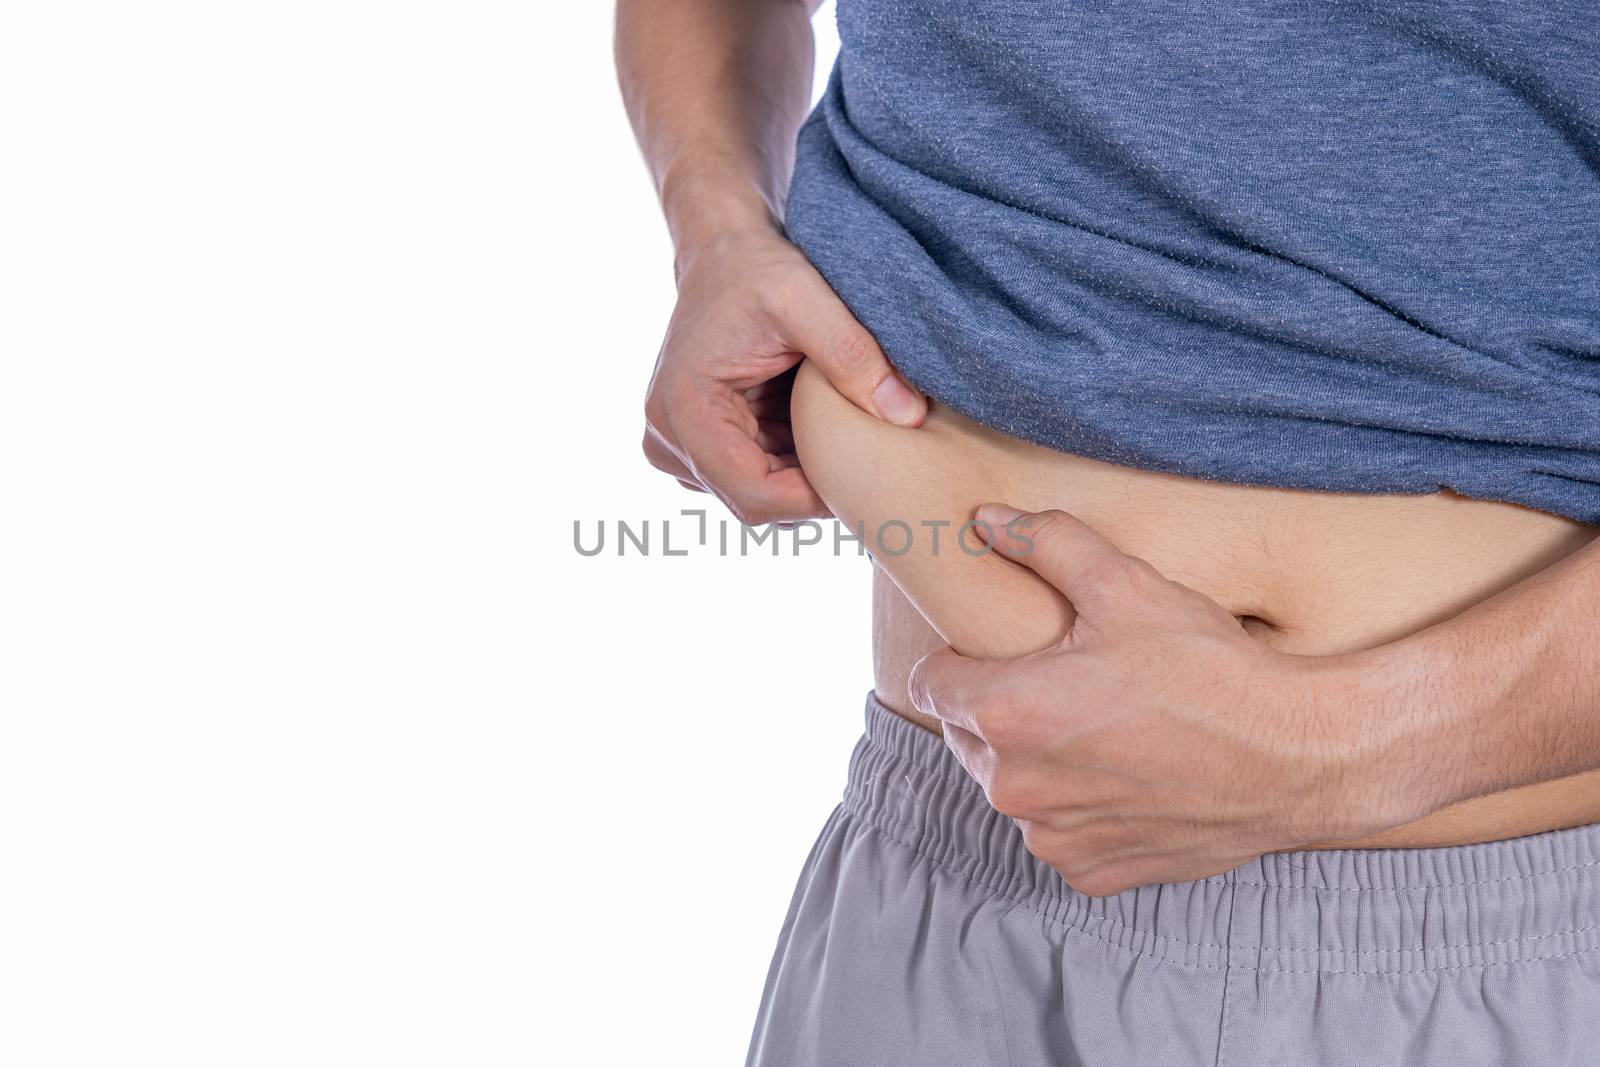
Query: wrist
658,152,786,280
1291,639,1470,841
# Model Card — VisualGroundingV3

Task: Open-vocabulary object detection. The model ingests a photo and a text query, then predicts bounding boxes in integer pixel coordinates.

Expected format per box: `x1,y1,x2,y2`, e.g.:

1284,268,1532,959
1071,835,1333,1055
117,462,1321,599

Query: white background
3,3,864,1063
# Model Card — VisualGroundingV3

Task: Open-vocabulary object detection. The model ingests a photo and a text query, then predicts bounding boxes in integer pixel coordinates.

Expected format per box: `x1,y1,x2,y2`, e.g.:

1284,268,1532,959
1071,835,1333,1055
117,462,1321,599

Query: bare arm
1347,535,1600,817
616,0,926,524
615,0,818,273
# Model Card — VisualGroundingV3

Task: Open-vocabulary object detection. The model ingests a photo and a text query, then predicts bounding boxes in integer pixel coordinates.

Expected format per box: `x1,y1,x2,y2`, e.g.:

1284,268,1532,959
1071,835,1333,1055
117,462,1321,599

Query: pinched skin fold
788,355,1600,849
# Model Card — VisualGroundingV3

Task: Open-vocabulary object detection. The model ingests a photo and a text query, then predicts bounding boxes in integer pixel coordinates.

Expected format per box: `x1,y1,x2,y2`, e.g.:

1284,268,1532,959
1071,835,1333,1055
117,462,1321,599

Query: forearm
614,0,819,270
1345,533,1600,819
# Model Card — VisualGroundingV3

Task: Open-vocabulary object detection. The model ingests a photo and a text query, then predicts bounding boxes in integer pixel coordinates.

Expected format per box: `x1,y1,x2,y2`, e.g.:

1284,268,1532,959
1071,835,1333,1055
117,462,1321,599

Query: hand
908,504,1420,897
642,228,926,525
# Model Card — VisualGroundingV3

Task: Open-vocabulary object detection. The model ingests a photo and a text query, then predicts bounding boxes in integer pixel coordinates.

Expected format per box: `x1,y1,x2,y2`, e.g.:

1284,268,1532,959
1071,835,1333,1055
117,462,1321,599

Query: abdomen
789,358,1600,848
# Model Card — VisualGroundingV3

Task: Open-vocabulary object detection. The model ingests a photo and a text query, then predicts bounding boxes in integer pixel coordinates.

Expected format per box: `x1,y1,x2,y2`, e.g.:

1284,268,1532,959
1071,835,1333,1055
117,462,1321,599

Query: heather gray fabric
783,1,1600,523
746,693,1600,1066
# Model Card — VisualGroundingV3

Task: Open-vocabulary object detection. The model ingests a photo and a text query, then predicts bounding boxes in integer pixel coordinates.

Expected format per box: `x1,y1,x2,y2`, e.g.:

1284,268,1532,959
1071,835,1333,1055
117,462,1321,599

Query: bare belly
789,359,1600,850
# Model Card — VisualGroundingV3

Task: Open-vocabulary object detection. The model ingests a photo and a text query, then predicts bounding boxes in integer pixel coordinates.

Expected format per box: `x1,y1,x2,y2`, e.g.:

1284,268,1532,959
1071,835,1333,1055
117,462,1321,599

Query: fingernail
871,375,923,426
976,503,1024,532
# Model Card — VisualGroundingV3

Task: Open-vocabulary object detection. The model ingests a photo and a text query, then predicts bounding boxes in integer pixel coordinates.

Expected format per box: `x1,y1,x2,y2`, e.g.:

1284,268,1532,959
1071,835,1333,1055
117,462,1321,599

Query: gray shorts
746,693,1600,1066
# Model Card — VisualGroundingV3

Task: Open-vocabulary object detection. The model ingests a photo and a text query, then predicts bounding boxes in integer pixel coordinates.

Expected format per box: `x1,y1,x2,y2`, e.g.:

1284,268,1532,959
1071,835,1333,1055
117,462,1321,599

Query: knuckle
1070,869,1126,898
913,668,956,722
1021,824,1074,876
1124,556,1166,588
970,693,1009,740
1084,554,1143,590
972,694,1036,751
759,262,817,318
823,323,881,381
986,770,1035,818
640,430,673,474
1017,820,1054,861
643,395,667,436
725,499,771,527
720,488,788,528
988,783,1021,818
905,660,934,710
645,379,689,440
972,691,1026,746
1025,509,1073,539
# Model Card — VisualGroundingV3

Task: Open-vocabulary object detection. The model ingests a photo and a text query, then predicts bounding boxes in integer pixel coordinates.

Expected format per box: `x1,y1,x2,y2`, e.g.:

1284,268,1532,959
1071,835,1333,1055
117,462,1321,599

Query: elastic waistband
846,692,1600,974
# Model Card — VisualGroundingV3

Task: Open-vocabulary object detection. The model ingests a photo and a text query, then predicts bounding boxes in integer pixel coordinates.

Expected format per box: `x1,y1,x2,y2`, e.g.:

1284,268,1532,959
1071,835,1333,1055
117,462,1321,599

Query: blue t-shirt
784,0,1600,523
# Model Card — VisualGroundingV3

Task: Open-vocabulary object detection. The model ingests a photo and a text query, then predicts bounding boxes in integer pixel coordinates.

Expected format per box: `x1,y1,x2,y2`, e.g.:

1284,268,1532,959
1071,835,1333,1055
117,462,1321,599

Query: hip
748,693,1600,1067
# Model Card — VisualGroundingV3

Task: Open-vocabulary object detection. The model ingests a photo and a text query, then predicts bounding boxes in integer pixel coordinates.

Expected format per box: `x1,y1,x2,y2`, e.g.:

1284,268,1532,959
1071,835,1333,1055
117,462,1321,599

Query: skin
915,505,1600,896
619,1,1600,897
615,0,925,526
914,504,1600,896
789,358,1600,895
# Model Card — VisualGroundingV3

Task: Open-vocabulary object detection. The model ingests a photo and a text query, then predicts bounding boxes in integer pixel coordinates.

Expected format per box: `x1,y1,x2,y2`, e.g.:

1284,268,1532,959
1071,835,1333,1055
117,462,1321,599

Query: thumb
779,273,926,427
974,504,1146,615
907,646,1011,738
